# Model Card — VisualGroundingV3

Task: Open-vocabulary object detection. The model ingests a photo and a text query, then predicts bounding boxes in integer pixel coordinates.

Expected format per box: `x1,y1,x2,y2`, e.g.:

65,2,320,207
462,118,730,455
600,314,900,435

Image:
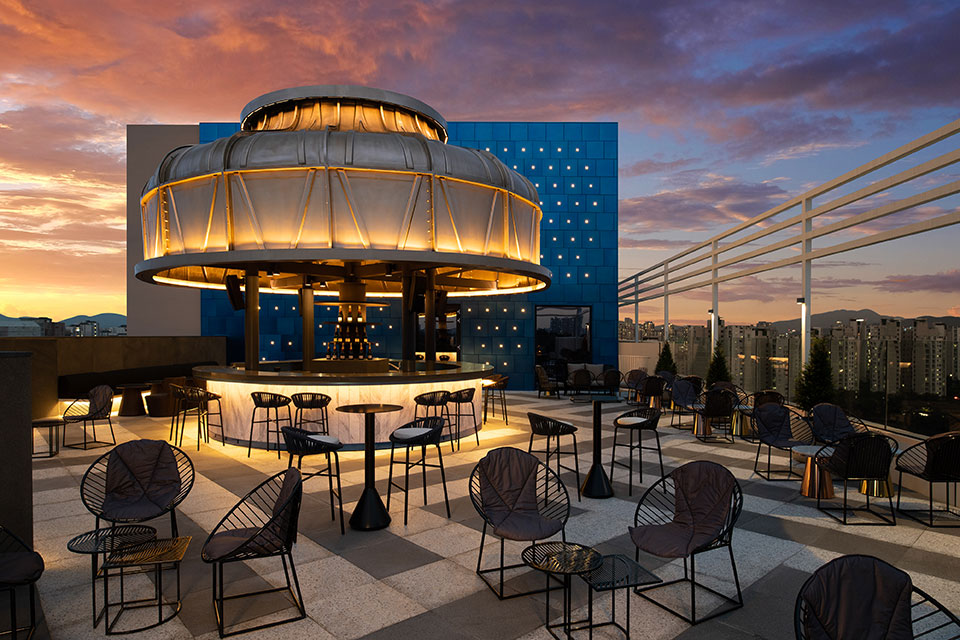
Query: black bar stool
413,390,453,451
291,392,331,434
483,375,509,424
281,427,345,534
198,387,225,446
448,388,479,449
248,392,292,458
609,407,663,496
386,417,451,525
527,412,581,501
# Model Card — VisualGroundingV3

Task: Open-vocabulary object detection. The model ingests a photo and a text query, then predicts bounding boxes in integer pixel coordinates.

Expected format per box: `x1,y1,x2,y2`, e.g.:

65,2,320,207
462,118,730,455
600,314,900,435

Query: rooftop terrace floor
23,392,960,639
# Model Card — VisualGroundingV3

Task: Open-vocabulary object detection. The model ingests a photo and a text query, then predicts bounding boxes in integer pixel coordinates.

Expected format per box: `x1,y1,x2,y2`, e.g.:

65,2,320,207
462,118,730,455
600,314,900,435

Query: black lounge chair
610,407,663,495
670,378,698,428
896,431,960,527
637,375,666,410
631,460,744,625
753,403,815,481
386,417,451,525
693,388,737,444
535,365,561,398
81,439,195,536
795,554,960,639
600,368,623,396
63,384,116,449
281,427,345,534
0,526,44,639
469,447,570,600
202,468,305,637
809,403,867,444
527,412,581,500
816,432,899,526
739,390,784,442
567,368,594,396
621,369,647,404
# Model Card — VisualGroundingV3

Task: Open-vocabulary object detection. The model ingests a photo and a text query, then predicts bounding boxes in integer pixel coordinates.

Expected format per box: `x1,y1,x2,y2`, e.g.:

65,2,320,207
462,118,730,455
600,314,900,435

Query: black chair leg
386,444,396,510
436,443,451,518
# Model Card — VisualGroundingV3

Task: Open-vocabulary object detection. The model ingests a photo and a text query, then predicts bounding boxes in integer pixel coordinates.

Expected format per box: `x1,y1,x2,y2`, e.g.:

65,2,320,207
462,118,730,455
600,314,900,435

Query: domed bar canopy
136,86,549,371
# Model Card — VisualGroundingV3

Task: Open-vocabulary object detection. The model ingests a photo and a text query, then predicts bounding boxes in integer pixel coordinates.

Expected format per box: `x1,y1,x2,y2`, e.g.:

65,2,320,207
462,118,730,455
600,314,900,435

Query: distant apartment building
865,318,902,393
910,320,947,396
668,324,709,378
829,319,865,392
722,325,772,392
70,320,100,337
0,317,41,337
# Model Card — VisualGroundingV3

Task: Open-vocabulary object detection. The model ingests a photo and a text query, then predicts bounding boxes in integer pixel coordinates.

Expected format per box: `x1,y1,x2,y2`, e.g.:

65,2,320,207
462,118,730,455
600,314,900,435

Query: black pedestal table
571,394,621,499
336,403,403,531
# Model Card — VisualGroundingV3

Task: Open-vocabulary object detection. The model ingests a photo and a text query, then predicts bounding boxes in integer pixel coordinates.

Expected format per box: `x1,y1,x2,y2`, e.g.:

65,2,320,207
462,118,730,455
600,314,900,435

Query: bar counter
193,361,490,449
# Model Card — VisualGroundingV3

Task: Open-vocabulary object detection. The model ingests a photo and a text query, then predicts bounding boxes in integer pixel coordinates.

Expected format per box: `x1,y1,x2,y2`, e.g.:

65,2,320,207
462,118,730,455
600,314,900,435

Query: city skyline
1,1,958,320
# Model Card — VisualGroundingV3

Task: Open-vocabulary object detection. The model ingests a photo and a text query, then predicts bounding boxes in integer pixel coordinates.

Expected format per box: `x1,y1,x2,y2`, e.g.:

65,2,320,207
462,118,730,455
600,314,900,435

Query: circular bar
195,361,490,448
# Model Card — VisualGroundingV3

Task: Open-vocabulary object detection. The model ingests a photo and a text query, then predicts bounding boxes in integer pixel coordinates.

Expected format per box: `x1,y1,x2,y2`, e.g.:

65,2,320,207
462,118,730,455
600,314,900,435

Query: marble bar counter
193,361,491,450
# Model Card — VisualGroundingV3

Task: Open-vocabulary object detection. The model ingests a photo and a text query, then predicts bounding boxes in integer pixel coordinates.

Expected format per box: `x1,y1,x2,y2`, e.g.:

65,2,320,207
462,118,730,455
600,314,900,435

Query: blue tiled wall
198,121,619,387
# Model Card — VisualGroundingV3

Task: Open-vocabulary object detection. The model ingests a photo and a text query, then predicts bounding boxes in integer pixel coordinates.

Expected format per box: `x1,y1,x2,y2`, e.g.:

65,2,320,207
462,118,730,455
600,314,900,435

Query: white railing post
663,261,670,341
801,198,813,367
710,240,719,354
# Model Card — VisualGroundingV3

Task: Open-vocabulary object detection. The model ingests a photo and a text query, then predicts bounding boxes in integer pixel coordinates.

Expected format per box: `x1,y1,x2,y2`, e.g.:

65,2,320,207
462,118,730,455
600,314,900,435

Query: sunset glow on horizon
1,0,958,323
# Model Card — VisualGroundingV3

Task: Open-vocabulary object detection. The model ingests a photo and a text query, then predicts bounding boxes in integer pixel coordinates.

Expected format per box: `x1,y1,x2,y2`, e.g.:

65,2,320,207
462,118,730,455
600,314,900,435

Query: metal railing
618,118,960,365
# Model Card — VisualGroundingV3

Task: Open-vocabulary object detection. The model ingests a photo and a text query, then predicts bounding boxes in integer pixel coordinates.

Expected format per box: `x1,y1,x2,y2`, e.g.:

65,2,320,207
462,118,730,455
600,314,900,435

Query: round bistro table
336,403,403,531
571,394,621,499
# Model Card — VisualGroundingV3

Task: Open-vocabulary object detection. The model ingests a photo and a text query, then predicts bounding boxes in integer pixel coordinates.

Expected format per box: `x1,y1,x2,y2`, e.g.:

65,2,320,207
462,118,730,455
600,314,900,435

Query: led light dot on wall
521,147,526,152
566,273,571,277
536,183,540,187
540,201,544,205
270,340,275,345
503,308,507,312
517,344,521,349
288,341,292,346
589,237,594,242
566,165,571,170
531,165,536,169
388,324,393,329
585,273,590,278
552,236,557,241
566,219,571,223
585,219,589,223
557,147,562,152
274,306,278,310
485,308,490,312
467,308,472,312
477,325,482,330
575,201,579,206
261,357,265,361
556,201,561,205
585,165,590,170
571,183,575,188
513,165,517,169
553,183,557,187
593,201,598,206
513,326,518,330
485,147,490,151
481,344,486,348
521,308,526,312
539,147,544,152
503,362,508,366
499,344,503,348
576,255,580,259
575,147,580,152
375,342,380,346
548,218,553,223
571,237,575,241
503,147,508,152
495,326,499,330
558,254,562,259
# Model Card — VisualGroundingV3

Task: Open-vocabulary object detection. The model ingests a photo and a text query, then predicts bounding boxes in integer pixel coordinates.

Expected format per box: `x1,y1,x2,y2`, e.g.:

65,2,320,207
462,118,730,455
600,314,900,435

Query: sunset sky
0,0,958,324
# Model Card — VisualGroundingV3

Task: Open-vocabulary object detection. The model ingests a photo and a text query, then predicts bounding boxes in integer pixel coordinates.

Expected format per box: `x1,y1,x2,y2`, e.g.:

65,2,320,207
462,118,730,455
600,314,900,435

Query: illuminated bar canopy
136,85,549,297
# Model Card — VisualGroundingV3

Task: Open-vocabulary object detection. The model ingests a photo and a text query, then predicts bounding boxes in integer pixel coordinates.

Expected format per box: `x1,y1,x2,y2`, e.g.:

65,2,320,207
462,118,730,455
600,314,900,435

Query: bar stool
248,392,292,458
281,427,345,534
197,388,224,446
526,412,581,501
291,392,331,434
413,390,452,450
483,375,509,425
448,388,479,449
386,417,451,525
609,407,663,496
168,384,190,443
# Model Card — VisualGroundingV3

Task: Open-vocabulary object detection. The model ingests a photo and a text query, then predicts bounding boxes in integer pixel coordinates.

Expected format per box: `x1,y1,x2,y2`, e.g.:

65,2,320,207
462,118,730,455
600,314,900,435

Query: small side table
581,554,662,639
102,536,191,635
792,445,834,499
31,417,63,458
117,384,150,417
522,541,602,639
67,525,158,627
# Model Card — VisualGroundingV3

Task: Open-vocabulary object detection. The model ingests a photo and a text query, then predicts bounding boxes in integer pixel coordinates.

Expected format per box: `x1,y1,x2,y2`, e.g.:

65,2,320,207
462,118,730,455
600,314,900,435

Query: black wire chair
0,526,44,640
567,368,594,396
816,432,900,526
63,384,115,449
896,431,960,528
753,403,815,481
386,417,450,525
281,427,344,535
693,388,737,444
526,412,581,501
809,403,868,444
637,375,666,410
600,368,623,396
291,392,331,434
201,468,305,638
469,447,571,600
80,439,195,536
795,554,960,639
621,369,647,404
669,378,699,429
610,407,663,496
535,365,561,398
738,390,784,443
631,461,744,625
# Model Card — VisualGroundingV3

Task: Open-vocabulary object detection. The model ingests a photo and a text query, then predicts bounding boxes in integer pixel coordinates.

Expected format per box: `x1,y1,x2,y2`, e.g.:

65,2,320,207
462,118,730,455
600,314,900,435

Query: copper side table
336,403,403,530
793,445,834,499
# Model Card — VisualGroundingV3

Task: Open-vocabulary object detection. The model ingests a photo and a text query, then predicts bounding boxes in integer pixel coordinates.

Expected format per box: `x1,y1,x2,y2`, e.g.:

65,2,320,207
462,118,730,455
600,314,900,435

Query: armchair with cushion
534,365,561,398
63,384,115,450
795,554,960,639
895,431,960,527
80,439,195,536
201,468,305,637
621,369,647,404
752,404,815,481
693,388,737,444
809,403,868,444
816,432,899,525
469,447,570,600
637,375,666,410
630,460,744,625
669,378,698,429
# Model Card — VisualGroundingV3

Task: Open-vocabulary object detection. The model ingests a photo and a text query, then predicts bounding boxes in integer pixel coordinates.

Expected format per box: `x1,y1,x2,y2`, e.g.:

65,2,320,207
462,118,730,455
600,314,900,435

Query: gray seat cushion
201,527,284,561
616,417,649,427
307,434,341,446
392,427,434,440
0,551,44,587
101,440,181,521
